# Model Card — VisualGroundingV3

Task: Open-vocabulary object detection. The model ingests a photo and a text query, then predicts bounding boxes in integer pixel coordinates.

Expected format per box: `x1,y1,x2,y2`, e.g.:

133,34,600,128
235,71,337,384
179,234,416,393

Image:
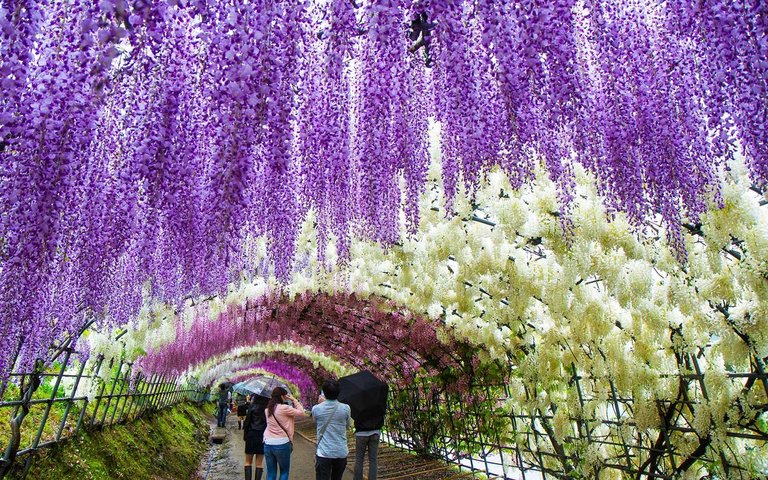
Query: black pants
315,456,347,480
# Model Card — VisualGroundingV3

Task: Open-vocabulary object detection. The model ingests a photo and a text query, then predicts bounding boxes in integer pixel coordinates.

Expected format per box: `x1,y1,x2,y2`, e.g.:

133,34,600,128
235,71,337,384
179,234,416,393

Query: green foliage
758,413,768,435
0,399,81,454
4,403,210,480
1,381,19,402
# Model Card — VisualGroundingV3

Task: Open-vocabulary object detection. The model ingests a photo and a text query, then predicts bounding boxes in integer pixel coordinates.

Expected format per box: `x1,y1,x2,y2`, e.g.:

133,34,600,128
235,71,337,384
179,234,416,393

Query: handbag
243,407,253,441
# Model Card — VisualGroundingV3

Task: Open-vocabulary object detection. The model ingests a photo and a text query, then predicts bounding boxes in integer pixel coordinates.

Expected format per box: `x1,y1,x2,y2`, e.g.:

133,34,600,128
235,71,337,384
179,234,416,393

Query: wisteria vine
138,292,464,389
1,0,766,381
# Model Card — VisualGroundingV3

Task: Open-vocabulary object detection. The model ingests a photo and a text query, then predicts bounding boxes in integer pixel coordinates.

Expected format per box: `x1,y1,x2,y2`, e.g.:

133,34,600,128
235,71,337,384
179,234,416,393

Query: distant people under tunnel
216,383,230,428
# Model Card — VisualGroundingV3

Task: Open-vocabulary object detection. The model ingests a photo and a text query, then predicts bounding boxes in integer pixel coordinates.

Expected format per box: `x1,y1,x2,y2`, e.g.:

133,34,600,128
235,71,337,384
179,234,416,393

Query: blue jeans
217,401,228,427
264,442,292,480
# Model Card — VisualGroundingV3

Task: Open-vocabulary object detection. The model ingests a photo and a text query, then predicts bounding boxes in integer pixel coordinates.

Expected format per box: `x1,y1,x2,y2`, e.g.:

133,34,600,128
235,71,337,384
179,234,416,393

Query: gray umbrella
233,376,288,398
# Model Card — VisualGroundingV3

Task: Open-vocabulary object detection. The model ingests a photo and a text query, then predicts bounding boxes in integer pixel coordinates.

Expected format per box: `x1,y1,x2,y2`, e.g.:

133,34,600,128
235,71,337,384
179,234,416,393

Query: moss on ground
5,402,212,480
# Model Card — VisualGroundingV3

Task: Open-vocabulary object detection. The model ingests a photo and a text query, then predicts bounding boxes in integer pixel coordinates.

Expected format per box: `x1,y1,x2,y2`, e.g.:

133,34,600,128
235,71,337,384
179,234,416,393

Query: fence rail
384,354,768,480
0,346,208,479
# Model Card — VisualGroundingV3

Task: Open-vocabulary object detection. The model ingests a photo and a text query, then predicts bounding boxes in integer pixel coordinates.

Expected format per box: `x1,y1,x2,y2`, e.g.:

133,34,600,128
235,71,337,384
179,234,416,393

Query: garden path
198,410,496,479
198,411,352,480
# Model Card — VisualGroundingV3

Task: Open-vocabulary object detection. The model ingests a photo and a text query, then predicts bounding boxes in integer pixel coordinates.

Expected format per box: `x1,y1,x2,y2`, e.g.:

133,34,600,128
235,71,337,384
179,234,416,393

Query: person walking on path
216,383,230,428
352,408,385,480
312,379,352,480
237,394,249,430
243,394,269,480
264,387,306,480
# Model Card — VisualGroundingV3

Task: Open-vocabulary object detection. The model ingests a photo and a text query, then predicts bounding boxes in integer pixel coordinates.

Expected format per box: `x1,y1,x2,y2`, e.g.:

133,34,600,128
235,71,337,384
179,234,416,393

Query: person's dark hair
322,379,340,400
219,383,226,390
251,394,268,407
267,387,288,418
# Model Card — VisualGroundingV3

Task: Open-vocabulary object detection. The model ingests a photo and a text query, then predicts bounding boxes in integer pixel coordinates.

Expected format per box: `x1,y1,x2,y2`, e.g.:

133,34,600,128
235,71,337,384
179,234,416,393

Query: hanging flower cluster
1,1,766,384
139,291,463,390
217,357,326,403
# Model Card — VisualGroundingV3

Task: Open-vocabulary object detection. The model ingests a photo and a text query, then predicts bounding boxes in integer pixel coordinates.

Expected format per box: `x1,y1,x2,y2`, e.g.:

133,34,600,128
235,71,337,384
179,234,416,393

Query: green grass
4,402,211,480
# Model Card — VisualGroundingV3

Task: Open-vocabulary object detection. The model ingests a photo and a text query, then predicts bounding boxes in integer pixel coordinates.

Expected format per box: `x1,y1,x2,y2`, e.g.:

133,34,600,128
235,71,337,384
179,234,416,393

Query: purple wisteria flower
0,0,765,381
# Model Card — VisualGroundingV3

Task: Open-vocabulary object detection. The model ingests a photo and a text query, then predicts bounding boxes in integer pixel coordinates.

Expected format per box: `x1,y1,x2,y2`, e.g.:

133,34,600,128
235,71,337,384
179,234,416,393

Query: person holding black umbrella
311,379,352,480
337,371,389,480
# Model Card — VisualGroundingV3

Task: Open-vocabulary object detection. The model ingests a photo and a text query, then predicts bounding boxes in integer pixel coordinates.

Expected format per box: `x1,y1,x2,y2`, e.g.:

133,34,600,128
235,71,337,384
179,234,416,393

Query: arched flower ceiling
139,292,465,388
203,357,329,403
184,343,353,387
1,0,767,379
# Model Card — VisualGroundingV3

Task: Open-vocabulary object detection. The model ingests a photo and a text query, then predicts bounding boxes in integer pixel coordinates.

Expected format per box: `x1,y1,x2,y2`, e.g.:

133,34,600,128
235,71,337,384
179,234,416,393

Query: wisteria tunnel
1,0,767,479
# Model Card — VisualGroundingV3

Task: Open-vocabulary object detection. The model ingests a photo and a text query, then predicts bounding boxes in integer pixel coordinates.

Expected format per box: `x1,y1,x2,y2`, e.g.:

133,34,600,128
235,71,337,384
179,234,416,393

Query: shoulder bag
316,402,340,447
272,408,295,453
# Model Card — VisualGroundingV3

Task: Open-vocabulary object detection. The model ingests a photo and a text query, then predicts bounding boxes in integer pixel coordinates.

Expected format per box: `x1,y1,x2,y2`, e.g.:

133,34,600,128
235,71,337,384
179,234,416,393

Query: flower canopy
1,1,767,380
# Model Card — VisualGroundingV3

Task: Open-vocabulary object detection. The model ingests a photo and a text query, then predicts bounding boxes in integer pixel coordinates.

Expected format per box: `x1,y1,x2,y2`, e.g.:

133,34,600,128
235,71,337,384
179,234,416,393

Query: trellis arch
192,351,345,403
140,292,470,386
129,166,768,479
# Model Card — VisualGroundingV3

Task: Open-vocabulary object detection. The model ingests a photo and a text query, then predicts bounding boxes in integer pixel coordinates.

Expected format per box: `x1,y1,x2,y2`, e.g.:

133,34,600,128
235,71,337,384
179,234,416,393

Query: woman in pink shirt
263,387,306,480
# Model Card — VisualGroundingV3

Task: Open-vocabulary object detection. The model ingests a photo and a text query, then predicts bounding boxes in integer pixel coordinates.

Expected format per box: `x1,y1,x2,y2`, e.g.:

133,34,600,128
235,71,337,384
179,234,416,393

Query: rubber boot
244,465,252,480
238,419,242,429
254,467,263,480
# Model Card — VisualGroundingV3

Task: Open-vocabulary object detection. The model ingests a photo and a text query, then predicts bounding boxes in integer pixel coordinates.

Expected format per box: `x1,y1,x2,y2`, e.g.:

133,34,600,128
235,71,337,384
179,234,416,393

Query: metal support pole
157,378,167,409
89,357,109,428
163,377,173,408
142,375,156,415
125,372,144,421
174,383,180,404
99,360,123,426
162,377,173,408
152,375,165,410
30,348,73,450
141,375,157,415
151,375,164,410
609,379,633,471
108,366,129,425
114,368,132,423
55,357,87,441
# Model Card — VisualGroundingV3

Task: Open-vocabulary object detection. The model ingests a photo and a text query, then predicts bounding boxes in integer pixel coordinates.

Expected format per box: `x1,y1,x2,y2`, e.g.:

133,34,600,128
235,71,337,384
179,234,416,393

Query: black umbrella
338,371,389,428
